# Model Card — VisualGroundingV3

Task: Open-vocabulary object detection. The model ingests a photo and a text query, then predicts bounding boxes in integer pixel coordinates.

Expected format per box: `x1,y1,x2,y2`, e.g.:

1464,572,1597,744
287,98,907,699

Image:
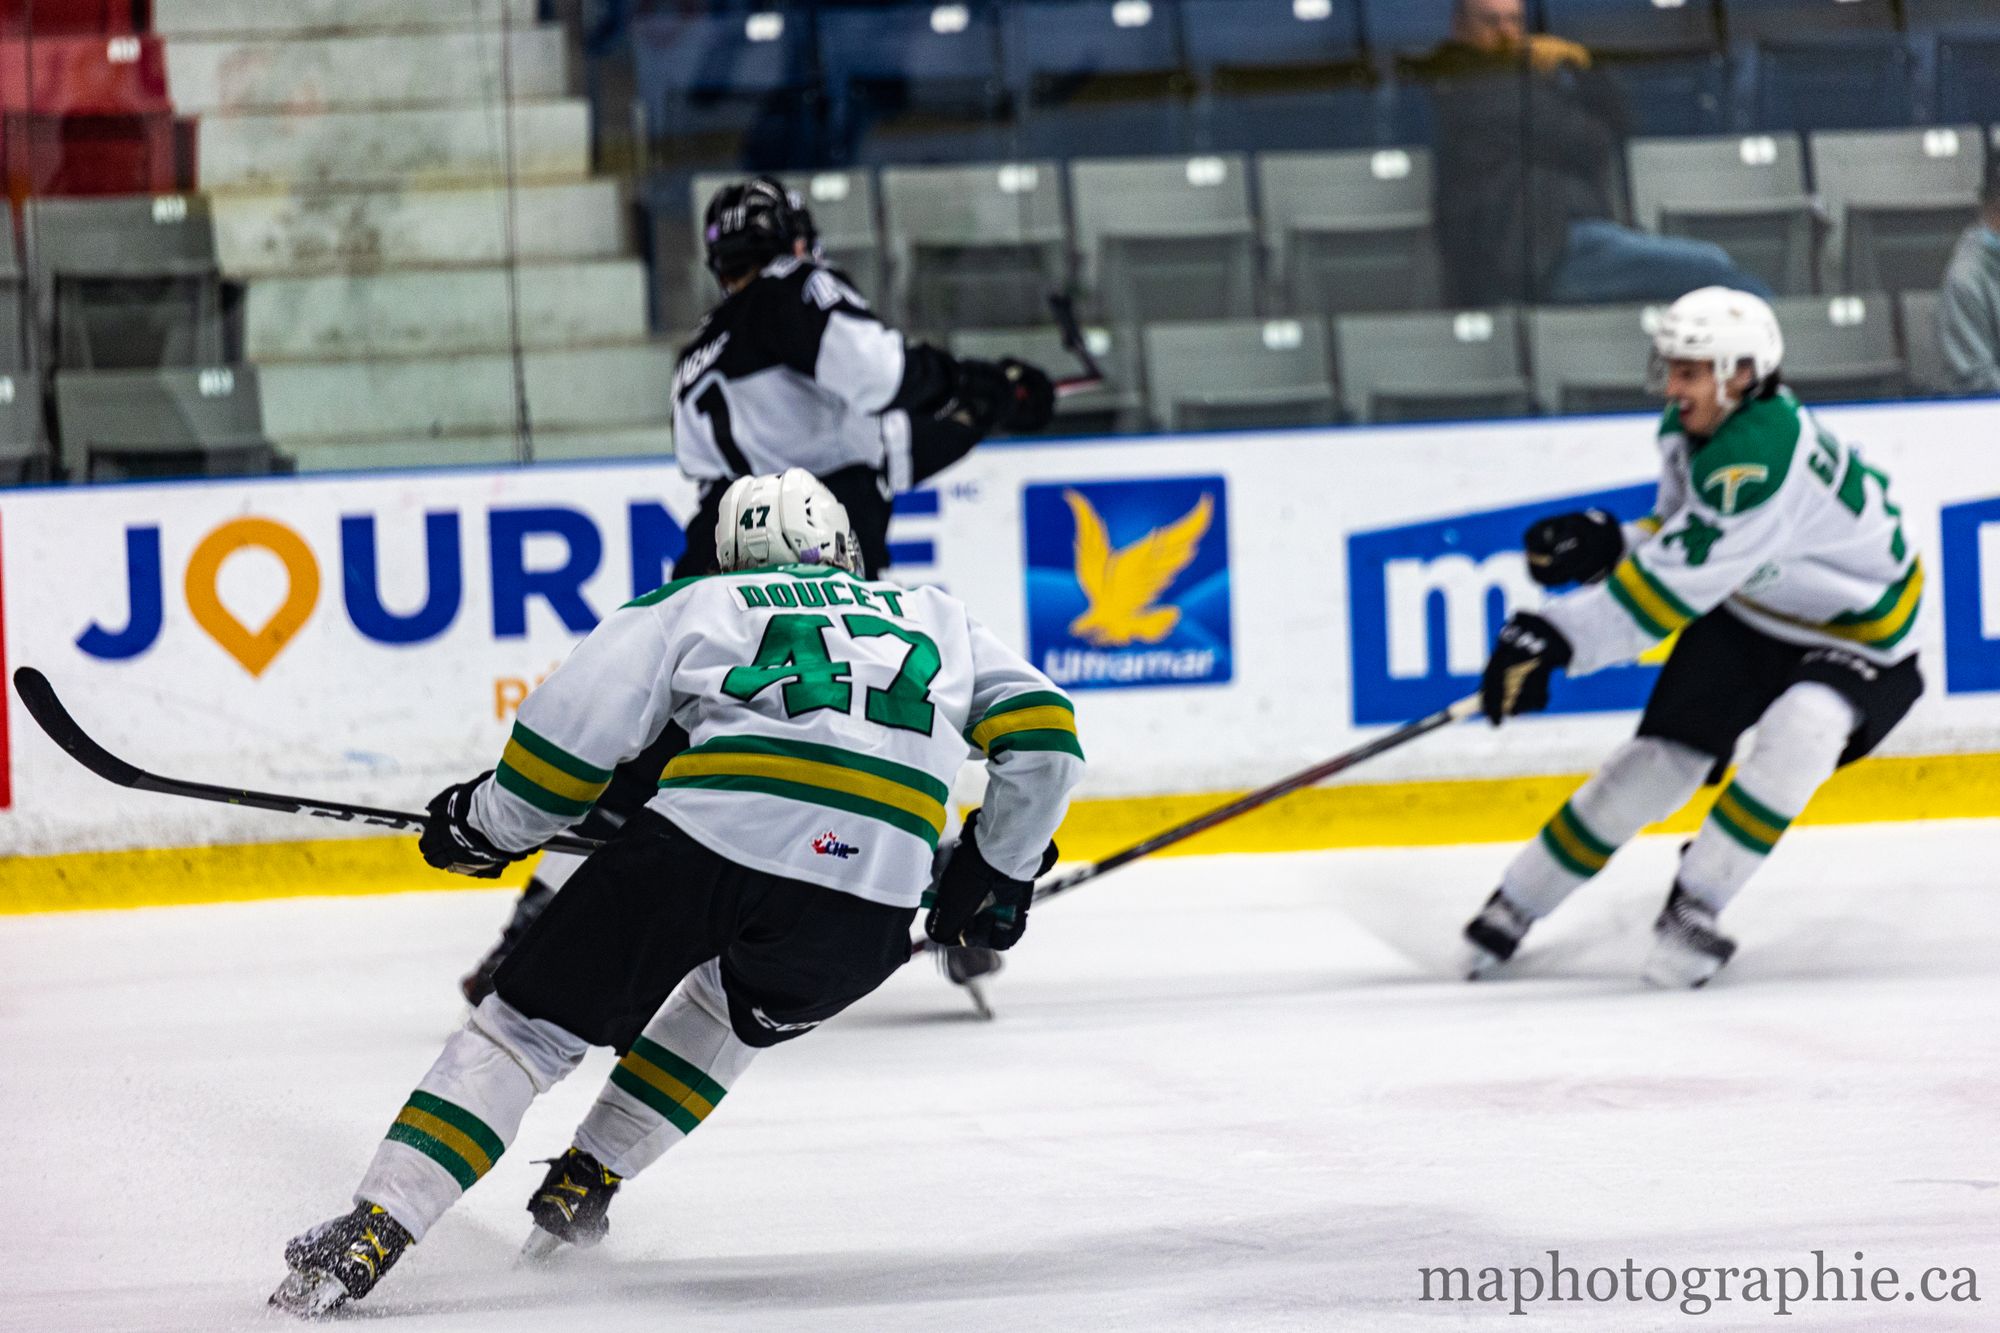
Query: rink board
4,398,2000,906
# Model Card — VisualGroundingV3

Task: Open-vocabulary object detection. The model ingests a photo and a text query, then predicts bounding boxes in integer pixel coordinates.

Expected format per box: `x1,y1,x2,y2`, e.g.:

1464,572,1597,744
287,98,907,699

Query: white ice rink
3,822,1996,1332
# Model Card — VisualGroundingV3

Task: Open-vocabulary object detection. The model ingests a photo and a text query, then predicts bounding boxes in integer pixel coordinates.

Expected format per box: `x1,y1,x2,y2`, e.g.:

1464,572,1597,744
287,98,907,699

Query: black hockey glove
946,357,1056,436
995,357,1055,433
419,773,526,878
922,810,1058,951
1523,509,1623,588
1481,612,1573,726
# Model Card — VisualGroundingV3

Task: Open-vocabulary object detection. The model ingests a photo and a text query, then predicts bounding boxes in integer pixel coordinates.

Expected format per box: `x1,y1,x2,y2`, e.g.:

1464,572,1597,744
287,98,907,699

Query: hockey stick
916,693,1482,960
1048,291,1108,398
10,667,603,855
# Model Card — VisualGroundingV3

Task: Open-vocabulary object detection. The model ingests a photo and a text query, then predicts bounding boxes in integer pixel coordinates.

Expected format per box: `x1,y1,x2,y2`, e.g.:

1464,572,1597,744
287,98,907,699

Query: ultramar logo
1022,476,1233,690
1347,485,1662,724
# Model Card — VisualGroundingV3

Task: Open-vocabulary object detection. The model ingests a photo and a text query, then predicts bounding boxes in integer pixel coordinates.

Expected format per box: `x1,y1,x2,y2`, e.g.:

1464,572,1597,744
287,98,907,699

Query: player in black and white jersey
458,176,1058,1007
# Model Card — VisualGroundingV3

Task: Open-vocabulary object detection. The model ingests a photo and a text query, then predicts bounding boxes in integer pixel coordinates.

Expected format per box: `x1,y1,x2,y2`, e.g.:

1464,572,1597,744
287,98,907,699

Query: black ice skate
940,945,1003,1020
270,1202,414,1318
459,880,557,1006
1461,888,1533,978
1641,883,1738,989
521,1148,622,1260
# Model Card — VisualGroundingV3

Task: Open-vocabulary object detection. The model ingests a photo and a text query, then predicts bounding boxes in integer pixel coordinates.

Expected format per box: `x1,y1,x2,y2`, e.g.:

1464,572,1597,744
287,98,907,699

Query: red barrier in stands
0,35,167,114
0,0,136,38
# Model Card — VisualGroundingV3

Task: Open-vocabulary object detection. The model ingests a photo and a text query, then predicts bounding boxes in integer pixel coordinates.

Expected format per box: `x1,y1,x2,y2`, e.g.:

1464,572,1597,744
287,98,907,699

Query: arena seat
817,4,1012,165
0,0,134,37
1770,293,1906,401
0,35,168,115
1903,0,2000,31
0,369,42,483
1719,0,1899,42
1182,0,1377,153
1809,126,1985,295
1628,134,1817,296
1750,35,1915,131
1142,317,1338,432
1934,35,2000,125
1358,0,1456,63
1896,290,1951,395
1524,303,1661,416
1,34,175,199
1256,147,1439,316
1070,153,1259,326
882,160,1070,331
950,322,1142,434
54,365,280,481
632,10,813,153
26,194,233,370
1333,307,1532,423
0,219,22,370
1000,0,1189,158
1541,0,1731,137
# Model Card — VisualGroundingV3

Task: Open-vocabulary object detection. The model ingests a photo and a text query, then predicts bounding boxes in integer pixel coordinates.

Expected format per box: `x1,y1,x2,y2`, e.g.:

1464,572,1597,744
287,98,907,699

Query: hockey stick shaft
914,694,1480,955
10,667,603,855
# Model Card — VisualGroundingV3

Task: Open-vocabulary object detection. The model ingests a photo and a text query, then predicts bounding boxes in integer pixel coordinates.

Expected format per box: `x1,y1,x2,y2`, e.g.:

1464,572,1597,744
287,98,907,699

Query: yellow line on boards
3,751,1996,914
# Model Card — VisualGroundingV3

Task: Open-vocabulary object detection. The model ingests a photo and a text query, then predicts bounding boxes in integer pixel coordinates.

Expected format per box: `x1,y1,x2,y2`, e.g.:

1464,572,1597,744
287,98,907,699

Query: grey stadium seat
1897,290,1951,396
1069,155,1259,326
26,194,236,370
1257,148,1441,317
55,366,284,481
1770,294,1904,402
949,324,1142,437
1628,134,1817,296
883,161,1070,333
0,371,46,484
1142,318,1337,433
0,222,22,372
1809,126,1986,295
1334,308,1532,423
1525,304,1664,416
689,170,884,306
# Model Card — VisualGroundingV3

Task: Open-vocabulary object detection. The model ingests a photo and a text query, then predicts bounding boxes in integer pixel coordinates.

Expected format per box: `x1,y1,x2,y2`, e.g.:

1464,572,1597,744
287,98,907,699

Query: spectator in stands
1424,0,1773,307
1937,166,2000,395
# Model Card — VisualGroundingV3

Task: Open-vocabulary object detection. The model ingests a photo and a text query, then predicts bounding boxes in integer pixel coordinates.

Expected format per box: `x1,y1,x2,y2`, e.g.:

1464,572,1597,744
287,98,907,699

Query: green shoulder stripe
624,572,722,609
1691,393,1800,517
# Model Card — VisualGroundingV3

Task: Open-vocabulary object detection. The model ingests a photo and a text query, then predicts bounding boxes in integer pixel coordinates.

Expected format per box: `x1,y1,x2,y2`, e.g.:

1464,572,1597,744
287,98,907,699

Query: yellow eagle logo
1064,488,1213,647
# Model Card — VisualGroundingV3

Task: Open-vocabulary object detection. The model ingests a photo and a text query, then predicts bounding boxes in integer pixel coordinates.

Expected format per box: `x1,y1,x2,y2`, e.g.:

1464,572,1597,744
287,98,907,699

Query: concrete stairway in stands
154,0,668,471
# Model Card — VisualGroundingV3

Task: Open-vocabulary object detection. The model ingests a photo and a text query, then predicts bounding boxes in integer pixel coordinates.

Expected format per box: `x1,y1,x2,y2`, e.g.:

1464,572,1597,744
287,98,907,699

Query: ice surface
2,823,1996,1331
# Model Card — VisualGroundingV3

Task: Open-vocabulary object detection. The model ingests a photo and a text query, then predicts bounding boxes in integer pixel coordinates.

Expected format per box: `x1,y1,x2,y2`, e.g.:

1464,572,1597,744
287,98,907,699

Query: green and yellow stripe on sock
608,1036,729,1136
965,691,1083,759
1606,555,1698,641
1538,801,1618,879
1708,781,1794,856
495,722,612,818
659,734,950,846
384,1091,506,1192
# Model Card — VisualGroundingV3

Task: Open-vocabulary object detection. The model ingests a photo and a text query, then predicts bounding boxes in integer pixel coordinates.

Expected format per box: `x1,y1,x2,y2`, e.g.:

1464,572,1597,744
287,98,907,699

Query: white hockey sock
573,960,759,1180
1502,736,1713,919
1678,683,1855,913
356,996,588,1241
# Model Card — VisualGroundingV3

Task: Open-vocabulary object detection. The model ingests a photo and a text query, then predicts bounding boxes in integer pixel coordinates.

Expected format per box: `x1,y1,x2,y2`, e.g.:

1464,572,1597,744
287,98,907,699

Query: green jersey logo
1663,515,1724,567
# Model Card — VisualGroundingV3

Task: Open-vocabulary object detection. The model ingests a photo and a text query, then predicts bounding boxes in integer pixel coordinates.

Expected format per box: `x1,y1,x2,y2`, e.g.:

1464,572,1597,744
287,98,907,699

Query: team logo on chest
1702,463,1768,516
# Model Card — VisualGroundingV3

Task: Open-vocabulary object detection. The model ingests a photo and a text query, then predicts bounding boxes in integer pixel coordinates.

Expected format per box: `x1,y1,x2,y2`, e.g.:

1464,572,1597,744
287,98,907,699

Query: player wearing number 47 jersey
1465,288,1924,988
272,471,1083,1317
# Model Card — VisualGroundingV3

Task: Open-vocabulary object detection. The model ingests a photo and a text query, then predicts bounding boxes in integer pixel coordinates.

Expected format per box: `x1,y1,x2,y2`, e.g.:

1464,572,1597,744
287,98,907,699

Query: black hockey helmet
702,176,818,282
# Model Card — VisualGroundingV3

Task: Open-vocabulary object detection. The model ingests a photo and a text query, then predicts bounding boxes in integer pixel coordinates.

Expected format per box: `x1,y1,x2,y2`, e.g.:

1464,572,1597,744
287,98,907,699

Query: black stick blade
12,667,145,788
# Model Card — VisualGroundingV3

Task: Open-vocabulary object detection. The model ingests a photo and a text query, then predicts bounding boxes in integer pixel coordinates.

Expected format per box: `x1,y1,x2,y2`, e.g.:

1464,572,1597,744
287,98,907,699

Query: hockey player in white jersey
1463,288,1924,987
272,471,1083,1317
458,176,1057,1007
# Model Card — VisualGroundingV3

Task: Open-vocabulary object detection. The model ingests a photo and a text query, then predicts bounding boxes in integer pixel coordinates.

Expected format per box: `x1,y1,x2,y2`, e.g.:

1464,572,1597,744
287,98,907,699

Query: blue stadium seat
1720,0,1898,42
1896,0,2000,37
1936,36,2000,124
1200,84,1384,153
631,11,815,161
1182,0,1365,72
1000,1,1189,157
1599,53,1732,137
1541,0,1721,55
1751,36,1916,131
818,4,1012,165
1360,0,1456,62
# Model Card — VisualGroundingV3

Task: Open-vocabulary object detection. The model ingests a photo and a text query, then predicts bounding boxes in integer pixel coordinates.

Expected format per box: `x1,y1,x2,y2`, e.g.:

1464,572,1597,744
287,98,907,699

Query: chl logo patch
811,831,860,859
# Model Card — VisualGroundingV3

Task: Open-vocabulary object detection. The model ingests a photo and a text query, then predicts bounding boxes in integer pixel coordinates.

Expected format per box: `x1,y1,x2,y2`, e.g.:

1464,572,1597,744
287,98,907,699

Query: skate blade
961,977,995,1021
519,1226,570,1264
1460,941,1510,981
269,1269,348,1320
1641,939,1726,990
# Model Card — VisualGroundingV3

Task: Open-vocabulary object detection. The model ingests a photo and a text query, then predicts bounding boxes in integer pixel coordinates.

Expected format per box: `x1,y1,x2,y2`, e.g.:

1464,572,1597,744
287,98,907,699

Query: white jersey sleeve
959,615,1087,881
1543,397,1804,676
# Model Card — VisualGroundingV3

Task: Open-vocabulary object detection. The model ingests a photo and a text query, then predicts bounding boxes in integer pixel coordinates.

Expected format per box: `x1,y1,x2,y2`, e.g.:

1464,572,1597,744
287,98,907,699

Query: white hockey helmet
1647,286,1785,408
714,468,862,574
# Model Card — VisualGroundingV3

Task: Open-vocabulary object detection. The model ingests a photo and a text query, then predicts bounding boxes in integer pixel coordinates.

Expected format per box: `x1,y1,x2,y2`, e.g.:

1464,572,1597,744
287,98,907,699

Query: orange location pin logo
183,518,321,677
